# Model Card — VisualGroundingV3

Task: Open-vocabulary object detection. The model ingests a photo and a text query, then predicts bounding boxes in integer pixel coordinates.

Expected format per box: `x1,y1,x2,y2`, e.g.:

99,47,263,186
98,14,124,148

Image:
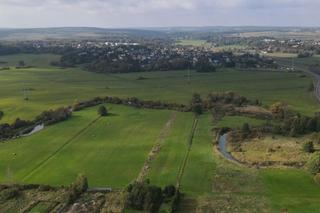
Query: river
218,133,237,162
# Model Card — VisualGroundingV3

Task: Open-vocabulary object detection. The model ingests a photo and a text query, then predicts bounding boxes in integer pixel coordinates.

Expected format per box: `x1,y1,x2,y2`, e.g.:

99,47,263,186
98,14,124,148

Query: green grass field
261,169,320,212
0,54,61,68
1,53,320,212
0,54,317,123
176,39,211,47
147,112,193,187
0,105,171,187
214,115,269,129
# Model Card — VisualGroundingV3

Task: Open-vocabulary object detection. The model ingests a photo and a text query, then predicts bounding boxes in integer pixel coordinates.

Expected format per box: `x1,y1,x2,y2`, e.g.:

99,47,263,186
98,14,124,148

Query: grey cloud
0,0,319,27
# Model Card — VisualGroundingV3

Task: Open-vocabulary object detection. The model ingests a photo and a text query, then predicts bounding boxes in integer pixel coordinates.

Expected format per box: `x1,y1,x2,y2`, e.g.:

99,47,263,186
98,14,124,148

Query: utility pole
188,66,191,84
292,57,295,71
22,83,29,101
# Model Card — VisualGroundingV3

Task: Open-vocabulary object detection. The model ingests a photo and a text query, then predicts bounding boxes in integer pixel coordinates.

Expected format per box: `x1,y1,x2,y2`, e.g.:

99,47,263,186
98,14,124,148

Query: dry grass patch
230,135,319,167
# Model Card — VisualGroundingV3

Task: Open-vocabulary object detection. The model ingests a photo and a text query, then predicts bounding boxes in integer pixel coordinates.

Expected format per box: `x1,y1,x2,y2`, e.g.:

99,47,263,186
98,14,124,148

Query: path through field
136,111,177,182
176,117,198,189
22,116,101,181
308,66,320,102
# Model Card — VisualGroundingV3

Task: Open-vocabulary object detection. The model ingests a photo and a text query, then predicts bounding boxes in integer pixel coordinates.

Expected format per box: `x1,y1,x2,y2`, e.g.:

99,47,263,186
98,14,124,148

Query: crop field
1,53,320,212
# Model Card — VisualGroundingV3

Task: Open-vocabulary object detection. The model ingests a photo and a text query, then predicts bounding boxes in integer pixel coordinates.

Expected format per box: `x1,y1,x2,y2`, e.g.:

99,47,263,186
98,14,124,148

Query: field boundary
176,117,198,190
136,111,177,182
22,116,102,181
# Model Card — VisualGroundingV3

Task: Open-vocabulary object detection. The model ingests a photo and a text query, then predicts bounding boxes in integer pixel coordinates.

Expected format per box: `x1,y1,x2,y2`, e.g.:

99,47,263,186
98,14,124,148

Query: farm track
306,66,320,102
136,111,177,182
176,117,198,190
22,116,102,181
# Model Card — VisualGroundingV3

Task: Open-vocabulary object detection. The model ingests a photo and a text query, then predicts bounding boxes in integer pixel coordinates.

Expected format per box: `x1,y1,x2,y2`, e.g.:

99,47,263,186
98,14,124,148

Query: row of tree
190,92,262,115
73,96,190,112
272,113,320,137
0,107,72,141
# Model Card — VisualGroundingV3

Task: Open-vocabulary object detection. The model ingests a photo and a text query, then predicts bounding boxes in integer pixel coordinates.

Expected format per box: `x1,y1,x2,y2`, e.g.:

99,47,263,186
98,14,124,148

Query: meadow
0,105,171,187
0,54,317,124
1,53,320,212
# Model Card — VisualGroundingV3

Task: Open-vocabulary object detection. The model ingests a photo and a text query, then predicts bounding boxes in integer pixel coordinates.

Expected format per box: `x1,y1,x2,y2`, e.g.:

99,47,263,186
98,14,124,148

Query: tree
303,141,315,153
307,152,320,175
18,60,25,67
126,181,163,212
191,93,203,115
163,185,176,198
308,83,315,92
0,111,3,120
67,174,88,204
195,57,216,73
242,123,251,134
98,105,108,116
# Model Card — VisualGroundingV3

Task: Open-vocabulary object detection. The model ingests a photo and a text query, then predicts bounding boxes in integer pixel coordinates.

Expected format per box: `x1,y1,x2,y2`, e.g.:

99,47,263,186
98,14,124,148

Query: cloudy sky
0,0,318,28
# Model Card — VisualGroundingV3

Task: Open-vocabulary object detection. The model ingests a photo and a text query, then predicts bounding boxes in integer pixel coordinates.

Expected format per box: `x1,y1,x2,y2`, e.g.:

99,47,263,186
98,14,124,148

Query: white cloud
0,0,319,27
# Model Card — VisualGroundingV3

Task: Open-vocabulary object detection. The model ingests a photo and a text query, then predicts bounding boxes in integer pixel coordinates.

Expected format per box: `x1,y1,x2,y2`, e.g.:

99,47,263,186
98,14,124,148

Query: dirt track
136,111,177,182
308,66,320,102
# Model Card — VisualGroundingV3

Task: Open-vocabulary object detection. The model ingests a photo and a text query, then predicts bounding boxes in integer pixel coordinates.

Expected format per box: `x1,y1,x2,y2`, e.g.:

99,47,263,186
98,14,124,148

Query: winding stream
218,133,237,162
22,124,44,137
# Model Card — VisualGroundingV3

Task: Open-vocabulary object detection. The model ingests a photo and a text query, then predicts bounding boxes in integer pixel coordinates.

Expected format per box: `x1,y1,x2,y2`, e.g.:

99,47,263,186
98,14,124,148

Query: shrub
126,181,163,212
36,107,71,125
307,152,320,175
38,185,54,191
98,105,108,116
314,173,320,185
308,83,315,92
191,93,203,115
302,141,315,153
163,185,176,198
67,174,88,204
0,187,20,202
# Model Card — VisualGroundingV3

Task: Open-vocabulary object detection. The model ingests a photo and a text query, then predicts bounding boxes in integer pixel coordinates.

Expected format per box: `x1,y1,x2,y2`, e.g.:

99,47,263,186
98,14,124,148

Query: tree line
0,107,71,141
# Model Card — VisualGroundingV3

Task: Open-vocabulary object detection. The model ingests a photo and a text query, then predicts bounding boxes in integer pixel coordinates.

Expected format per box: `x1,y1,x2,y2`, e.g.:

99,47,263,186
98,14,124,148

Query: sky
0,0,319,28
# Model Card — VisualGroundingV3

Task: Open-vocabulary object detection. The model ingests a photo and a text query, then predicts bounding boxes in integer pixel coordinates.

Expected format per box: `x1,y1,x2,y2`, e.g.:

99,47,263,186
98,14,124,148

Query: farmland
1,53,320,212
0,54,318,124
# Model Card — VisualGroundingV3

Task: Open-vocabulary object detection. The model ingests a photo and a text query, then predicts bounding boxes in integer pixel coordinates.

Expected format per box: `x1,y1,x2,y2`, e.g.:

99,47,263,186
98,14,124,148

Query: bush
191,93,203,115
163,185,176,198
314,173,320,185
0,111,3,119
307,152,320,175
98,105,108,116
0,187,20,202
303,141,315,153
36,107,71,125
308,83,315,92
126,181,163,212
67,174,88,204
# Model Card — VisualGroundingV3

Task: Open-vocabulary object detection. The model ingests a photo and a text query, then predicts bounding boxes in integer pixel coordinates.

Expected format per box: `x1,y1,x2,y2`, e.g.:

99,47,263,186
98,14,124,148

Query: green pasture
0,54,320,212
0,54,61,68
0,105,171,187
261,169,320,213
0,54,317,124
176,39,211,47
214,115,269,129
147,112,193,187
